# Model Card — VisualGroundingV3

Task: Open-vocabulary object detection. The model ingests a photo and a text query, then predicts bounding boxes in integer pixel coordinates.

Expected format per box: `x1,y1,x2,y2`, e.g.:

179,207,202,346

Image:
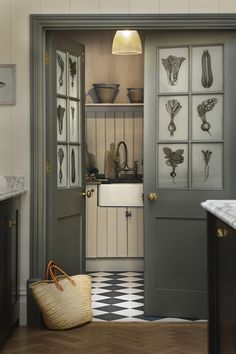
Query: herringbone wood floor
1,322,207,354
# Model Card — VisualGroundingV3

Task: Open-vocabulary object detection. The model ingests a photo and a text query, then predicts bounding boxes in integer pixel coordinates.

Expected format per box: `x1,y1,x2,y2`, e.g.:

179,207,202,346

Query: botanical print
161,55,185,86
197,97,218,135
70,146,79,187
201,50,213,88
58,147,65,184
192,94,223,141
165,99,182,136
57,104,65,135
56,50,66,95
192,45,223,92
69,56,77,88
57,145,67,188
56,53,65,87
159,47,188,93
57,98,67,142
69,54,78,98
201,149,212,182
71,148,76,184
163,147,184,184
192,143,222,189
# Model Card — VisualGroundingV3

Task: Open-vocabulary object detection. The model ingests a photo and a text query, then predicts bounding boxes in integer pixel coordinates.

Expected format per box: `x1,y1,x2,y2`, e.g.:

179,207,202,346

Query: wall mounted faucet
115,141,138,178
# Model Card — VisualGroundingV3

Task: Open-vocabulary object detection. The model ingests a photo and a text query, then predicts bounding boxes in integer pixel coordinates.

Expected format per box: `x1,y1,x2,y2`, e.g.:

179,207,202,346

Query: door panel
144,31,236,318
46,32,85,275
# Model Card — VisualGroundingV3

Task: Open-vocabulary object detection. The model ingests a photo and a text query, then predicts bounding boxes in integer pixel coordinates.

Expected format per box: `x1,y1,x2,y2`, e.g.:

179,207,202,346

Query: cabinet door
86,185,97,258
0,198,19,346
216,219,235,354
128,208,144,257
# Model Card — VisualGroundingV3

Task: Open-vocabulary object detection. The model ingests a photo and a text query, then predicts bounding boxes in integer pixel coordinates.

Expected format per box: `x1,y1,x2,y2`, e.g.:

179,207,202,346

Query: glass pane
68,54,78,98
192,143,223,189
69,145,79,187
69,100,79,143
57,97,67,142
192,94,223,141
158,95,188,140
159,47,189,93
158,143,188,188
192,45,223,92
56,50,67,95
57,145,67,188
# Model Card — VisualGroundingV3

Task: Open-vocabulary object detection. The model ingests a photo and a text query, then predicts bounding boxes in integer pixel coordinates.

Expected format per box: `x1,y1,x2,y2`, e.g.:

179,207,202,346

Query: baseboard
86,258,144,272
18,287,27,326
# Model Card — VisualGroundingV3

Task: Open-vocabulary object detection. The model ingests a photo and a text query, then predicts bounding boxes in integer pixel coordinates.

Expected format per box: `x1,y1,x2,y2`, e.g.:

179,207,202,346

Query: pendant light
112,30,142,55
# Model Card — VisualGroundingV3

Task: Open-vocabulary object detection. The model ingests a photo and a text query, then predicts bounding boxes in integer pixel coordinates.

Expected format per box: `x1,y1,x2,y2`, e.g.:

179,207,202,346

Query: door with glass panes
46,32,85,275
144,31,236,318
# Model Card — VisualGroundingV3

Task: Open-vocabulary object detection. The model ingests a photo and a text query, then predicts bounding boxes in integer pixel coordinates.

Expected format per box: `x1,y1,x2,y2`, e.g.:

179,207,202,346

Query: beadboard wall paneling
70,0,100,13
0,108,11,175
160,0,189,13
219,0,236,12
86,185,144,259
0,0,11,63
100,0,130,13
85,105,143,175
130,0,160,14
189,0,220,13
40,0,69,13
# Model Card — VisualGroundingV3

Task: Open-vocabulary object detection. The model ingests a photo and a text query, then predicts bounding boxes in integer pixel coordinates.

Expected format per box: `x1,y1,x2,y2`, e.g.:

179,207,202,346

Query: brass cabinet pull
8,218,16,228
217,228,228,238
148,192,158,201
82,189,94,198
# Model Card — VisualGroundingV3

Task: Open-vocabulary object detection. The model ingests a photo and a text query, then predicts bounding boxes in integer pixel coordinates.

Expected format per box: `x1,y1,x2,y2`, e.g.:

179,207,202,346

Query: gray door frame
30,13,236,279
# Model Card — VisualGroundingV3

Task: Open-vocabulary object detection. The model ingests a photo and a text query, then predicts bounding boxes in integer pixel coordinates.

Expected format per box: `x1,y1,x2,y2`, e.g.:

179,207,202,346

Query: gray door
144,31,236,318
46,32,86,275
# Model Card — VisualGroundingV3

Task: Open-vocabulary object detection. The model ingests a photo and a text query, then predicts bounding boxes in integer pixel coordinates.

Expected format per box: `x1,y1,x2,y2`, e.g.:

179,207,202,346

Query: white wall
0,0,235,325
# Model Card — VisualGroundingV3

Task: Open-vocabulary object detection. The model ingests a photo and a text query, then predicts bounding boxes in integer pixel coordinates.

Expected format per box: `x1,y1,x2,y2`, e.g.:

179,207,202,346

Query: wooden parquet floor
1,322,208,354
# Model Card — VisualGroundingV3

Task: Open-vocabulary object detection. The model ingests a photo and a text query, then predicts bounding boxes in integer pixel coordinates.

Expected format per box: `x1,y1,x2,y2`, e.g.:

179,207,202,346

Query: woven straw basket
29,262,93,330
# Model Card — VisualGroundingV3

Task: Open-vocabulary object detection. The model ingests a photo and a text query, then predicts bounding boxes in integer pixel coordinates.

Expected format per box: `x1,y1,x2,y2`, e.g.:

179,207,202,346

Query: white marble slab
0,176,26,201
201,200,236,230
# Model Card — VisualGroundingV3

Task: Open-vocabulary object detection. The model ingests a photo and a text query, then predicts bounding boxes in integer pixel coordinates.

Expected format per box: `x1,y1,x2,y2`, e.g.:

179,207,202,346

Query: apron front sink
98,183,143,207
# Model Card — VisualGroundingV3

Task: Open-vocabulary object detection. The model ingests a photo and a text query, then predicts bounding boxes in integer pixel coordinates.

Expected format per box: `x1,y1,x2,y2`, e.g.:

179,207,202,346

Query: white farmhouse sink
98,183,143,207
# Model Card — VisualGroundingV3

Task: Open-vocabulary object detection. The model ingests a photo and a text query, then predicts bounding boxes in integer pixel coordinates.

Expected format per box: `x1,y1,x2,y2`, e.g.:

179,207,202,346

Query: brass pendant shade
112,30,142,55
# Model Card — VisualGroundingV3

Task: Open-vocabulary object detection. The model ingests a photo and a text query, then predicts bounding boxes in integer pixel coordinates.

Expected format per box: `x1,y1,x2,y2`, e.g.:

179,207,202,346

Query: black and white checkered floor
89,271,203,322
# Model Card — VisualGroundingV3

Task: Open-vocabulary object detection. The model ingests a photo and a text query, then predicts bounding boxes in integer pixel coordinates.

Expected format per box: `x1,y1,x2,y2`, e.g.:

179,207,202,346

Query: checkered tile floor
89,272,206,322
89,271,191,322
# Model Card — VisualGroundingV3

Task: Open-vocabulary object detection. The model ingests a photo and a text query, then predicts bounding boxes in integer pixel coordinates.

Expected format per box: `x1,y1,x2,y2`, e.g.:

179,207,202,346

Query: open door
144,31,236,318
46,32,86,275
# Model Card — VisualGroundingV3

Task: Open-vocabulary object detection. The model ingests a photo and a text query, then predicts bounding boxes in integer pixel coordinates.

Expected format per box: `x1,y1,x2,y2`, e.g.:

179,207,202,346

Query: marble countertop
0,176,26,202
201,200,236,230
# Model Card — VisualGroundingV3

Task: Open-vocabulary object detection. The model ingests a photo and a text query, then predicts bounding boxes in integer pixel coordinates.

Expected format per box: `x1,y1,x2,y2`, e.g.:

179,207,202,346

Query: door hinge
45,53,49,65
46,160,51,176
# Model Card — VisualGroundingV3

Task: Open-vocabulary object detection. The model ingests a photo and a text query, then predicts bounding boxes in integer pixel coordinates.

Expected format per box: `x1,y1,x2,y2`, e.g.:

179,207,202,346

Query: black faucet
115,141,129,178
115,141,138,178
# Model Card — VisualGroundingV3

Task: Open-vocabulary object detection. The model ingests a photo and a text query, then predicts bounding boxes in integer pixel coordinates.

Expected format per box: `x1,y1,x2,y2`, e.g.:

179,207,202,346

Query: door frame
30,13,236,279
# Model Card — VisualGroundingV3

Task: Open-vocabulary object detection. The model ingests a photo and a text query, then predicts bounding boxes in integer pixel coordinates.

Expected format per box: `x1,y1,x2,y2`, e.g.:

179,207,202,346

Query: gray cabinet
0,197,19,346
207,212,236,354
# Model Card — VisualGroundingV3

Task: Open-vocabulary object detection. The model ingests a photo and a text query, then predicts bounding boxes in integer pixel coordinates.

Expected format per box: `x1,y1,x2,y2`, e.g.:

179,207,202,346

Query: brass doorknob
148,192,158,201
82,189,94,198
217,228,228,238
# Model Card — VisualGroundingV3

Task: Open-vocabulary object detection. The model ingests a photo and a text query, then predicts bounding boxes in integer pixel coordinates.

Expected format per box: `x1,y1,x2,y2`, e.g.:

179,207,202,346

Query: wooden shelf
85,103,144,107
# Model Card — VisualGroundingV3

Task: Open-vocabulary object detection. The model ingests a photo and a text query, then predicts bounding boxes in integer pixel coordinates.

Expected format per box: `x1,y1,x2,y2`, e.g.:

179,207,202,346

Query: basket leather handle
49,264,76,291
45,260,56,280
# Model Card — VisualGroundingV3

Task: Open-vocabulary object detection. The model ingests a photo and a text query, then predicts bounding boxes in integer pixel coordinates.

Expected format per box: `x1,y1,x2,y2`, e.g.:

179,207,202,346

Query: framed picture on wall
0,64,16,105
